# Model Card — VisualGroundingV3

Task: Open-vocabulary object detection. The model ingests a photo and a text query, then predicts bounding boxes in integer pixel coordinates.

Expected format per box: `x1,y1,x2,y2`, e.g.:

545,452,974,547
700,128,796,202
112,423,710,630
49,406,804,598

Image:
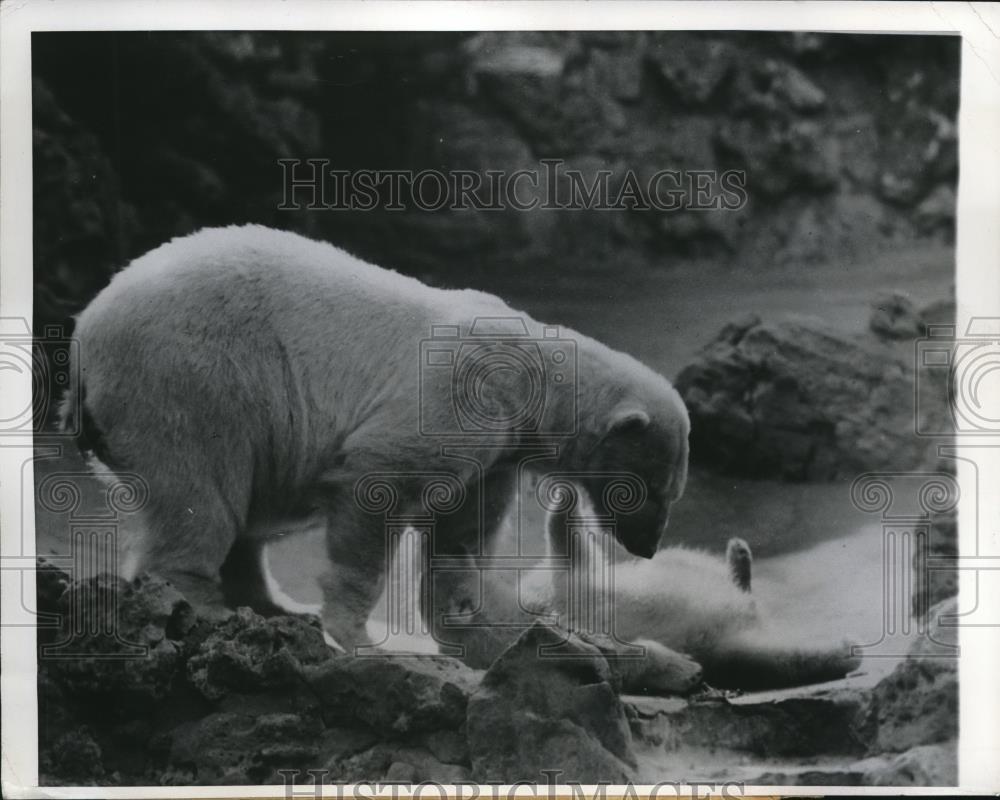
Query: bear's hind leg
135,478,244,623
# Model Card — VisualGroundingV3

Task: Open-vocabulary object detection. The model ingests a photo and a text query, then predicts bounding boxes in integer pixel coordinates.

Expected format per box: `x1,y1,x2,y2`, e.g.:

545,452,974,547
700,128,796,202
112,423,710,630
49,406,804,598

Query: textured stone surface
37,560,477,786
674,313,951,480
863,599,959,754
466,622,636,783
188,609,332,700
39,565,194,709
306,654,480,735
870,292,925,340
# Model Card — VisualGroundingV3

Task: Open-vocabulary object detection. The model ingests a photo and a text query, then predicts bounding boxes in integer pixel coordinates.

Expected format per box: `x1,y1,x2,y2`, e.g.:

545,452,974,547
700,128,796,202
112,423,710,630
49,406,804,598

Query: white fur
71,225,690,651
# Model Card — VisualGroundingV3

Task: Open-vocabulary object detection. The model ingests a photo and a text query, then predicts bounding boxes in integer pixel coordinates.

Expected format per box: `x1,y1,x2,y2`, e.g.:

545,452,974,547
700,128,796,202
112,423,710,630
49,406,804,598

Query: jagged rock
166,710,322,785
646,34,735,105
714,118,839,197
734,59,827,114
863,741,957,785
870,292,924,340
306,654,480,735
913,510,958,616
39,726,105,784
863,599,958,754
750,765,868,785
674,314,949,479
879,108,957,207
187,609,332,700
747,740,957,786
41,570,194,709
466,622,636,783
637,688,869,758
326,743,471,783
419,728,470,765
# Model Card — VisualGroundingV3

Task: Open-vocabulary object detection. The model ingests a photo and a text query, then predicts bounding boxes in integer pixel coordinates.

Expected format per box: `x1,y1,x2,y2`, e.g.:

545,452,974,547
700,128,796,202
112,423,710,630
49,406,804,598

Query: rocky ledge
36,561,957,787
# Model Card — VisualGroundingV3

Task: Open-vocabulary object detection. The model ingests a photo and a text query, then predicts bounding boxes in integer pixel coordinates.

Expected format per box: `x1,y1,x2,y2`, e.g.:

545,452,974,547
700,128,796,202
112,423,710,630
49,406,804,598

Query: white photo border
2,1,998,796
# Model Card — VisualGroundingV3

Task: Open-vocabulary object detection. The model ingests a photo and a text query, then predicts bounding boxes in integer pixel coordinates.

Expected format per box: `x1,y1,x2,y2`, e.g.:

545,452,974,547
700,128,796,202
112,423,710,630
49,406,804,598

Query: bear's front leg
317,506,391,653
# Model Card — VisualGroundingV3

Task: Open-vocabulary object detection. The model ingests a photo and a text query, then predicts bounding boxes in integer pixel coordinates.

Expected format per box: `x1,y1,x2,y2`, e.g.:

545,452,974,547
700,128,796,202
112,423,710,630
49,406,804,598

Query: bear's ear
604,406,651,438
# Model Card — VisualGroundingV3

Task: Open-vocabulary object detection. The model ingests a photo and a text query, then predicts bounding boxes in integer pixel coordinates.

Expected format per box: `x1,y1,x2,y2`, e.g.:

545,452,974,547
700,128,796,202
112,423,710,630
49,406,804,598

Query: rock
187,608,332,701
879,108,957,207
327,743,471,783
306,654,480,735
870,291,924,340
419,728,470,765
641,688,869,758
674,314,949,480
40,726,105,784
863,741,957,786
915,184,956,236
466,622,636,783
646,34,736,105
750,765,868,785
587,49,643,102
919,295,956,327
42,569,194,709
863,599,958,753
166,711,322,785
748,741,957,786
714,118,839,198
738,59,827,113
913,510,958,616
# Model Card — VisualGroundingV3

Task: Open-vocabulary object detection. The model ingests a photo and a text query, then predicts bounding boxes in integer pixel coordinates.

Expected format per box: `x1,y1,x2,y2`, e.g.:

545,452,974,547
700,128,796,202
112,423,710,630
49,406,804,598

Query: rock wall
33,31,959,335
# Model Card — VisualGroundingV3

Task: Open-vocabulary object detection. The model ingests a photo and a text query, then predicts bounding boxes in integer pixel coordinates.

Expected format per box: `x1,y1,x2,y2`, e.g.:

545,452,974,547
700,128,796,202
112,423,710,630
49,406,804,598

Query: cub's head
578,385,689,558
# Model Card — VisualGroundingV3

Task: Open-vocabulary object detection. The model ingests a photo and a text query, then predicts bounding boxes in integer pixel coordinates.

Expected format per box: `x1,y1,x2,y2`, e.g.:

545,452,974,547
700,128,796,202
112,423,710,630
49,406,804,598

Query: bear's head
578,387,690,558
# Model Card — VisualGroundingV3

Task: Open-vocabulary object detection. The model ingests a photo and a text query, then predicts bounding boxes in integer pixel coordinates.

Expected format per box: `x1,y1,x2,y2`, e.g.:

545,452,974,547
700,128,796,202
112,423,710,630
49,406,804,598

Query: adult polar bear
66,224,690,653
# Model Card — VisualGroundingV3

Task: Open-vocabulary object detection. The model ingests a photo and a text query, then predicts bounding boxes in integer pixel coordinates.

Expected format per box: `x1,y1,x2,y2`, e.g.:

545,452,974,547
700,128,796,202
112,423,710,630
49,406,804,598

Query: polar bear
589,537,863,690
63,225,689,653
542,501,860,690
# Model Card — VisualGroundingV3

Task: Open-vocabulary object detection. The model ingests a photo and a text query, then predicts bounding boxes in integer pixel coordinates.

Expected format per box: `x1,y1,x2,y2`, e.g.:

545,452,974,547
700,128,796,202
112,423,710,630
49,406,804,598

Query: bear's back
76,225,515,380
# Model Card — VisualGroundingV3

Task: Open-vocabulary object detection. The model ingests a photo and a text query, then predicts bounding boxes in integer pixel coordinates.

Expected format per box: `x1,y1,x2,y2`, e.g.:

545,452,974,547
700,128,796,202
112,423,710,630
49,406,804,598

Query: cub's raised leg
726,537,752,593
